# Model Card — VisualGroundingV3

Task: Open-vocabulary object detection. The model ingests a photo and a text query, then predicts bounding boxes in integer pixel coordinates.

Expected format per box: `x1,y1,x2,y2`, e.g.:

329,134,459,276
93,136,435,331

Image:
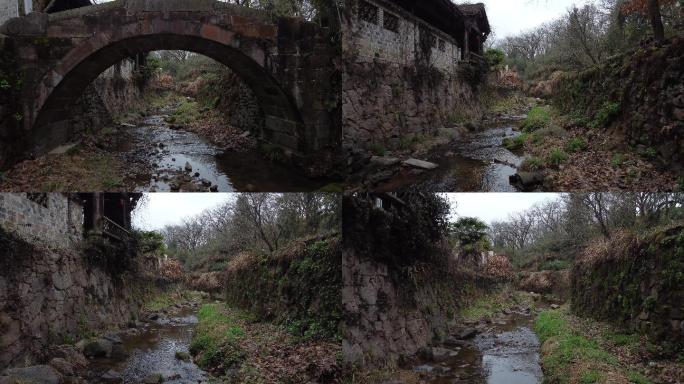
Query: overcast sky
447,193,561,224
132,193,231,231
480,0,595,38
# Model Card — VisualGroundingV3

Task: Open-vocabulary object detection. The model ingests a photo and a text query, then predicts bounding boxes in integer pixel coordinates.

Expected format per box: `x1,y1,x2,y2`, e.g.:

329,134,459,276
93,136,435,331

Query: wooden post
92,192,103,234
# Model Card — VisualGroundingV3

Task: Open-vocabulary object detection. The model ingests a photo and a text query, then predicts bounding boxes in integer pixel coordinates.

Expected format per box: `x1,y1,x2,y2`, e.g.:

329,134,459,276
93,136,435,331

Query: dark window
26,193,48,208
439,39,446,52
359,0,379,25
383,12,399,33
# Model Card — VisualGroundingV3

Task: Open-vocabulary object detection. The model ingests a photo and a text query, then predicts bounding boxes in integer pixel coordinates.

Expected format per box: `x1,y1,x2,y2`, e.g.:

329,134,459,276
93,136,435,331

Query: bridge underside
0,0,342,176
32,33,304,156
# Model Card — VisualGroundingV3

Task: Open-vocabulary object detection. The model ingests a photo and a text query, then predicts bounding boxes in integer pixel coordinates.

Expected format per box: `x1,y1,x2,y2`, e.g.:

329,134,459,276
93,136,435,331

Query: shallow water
375,121,526,192
118,114,327,192
410,311,543,384
85,309,211,383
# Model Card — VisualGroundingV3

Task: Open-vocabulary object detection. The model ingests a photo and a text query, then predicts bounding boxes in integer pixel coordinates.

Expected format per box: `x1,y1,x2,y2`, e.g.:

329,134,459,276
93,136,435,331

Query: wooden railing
468,52,486,66
102,216,130,242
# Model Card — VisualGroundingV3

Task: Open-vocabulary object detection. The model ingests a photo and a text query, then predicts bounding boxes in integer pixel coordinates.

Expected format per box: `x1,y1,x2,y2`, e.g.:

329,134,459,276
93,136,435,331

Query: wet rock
193,172,200,177
209,185,219,192
49,357,74,376
366,170,396,185
510,171,544,191
434,347,460,362
103,333,122,344
82,338,113,358
100,369,123,383
457,328,479,340
413,364,434,373
142,373,164,383
175,351,191,361
46,345,88,369
443,337,471,348
240,131,251,138
370,156,401,167
184,162,193,172
402,158,438,170
1,365,61,384
110,344,129,360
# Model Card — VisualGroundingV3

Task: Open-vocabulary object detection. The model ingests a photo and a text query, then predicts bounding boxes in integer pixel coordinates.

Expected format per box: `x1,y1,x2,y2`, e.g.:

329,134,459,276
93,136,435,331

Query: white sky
479,0,596,38
446,193,561,224
132,193,232,231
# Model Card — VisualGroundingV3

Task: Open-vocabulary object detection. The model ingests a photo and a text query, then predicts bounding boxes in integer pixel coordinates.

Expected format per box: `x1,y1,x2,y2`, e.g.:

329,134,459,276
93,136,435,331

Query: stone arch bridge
0,0,341,175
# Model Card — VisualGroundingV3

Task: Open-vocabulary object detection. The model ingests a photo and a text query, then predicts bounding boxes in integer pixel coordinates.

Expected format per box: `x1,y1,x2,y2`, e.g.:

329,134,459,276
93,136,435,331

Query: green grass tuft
521,106,552,132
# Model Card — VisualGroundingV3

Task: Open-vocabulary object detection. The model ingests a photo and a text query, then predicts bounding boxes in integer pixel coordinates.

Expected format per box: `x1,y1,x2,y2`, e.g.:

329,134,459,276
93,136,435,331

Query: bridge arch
26,2,307,155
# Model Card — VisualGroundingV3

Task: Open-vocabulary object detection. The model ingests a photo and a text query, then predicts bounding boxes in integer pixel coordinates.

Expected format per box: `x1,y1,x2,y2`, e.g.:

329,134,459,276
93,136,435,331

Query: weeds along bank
187,234,342,383
342,194,509,367
222,234,342,340
571,225,684,356
551,36,684,174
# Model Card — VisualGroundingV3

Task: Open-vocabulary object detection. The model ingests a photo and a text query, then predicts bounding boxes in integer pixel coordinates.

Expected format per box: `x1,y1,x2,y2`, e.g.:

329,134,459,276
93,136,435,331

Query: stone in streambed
402,158,439,170
142,373,164,383
82,338,113,358
48,357,74,376
370,156,400,167
100,369,123,383
1,365,62,384
510,171,544,191
175,351,191,361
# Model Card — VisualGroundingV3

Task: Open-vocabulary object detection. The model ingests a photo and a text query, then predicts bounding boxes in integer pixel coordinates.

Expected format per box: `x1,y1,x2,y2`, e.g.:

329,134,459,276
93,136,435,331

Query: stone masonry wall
342,0,482,153
342,60,481,151
552,36,684,174
0,223,146,369
0,193,83,250
343,249,436,365
215,70,264,134
92,60,143,118
0,1,19,26
224,235,342,340
571,226,684,355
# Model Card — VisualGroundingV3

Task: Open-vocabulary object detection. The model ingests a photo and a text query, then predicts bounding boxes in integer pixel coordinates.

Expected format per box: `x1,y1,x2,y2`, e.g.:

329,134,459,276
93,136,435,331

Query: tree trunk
648,0,665,41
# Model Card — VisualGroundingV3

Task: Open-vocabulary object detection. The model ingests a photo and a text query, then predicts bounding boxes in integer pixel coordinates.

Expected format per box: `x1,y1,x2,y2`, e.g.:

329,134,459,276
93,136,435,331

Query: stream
407,307,543,384
84,307,212,384
116,113,327,192
374,119,527,192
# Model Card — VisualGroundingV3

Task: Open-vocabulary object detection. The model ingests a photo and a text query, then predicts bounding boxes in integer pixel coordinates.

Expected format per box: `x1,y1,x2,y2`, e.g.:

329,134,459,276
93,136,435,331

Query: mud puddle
375,121,526,192
84,308,211,383
117,114,327,192
407,310,542,384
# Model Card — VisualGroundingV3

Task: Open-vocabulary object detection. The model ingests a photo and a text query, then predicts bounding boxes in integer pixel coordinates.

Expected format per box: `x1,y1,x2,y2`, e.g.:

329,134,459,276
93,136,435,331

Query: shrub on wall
342,192,450,268
224,235,341,341
571,225,684,356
